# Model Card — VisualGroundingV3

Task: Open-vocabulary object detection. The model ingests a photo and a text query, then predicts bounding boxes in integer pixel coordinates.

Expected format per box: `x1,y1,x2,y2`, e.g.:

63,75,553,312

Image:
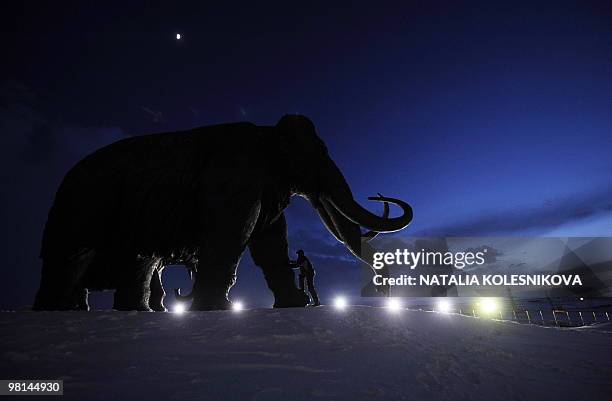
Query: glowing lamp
437,299,452,314
232,301,244,312
173,303,186,314
385,298,402,312
333,296,348,310
478,298,498,315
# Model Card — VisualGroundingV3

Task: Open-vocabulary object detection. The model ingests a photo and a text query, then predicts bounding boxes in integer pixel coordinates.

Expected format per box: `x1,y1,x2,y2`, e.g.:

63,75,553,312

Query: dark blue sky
2,1,612,308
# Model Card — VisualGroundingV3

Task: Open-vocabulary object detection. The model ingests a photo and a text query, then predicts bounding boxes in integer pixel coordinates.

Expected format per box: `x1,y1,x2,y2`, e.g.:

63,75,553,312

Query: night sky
2,1,612,309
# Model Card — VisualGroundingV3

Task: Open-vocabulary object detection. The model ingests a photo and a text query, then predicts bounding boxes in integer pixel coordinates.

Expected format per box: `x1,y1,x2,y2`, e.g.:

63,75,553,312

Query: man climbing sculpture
291,250,320,306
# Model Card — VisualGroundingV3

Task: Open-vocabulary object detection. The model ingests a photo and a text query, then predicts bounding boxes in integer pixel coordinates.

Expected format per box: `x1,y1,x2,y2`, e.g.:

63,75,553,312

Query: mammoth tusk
361,193,389,241
315,203,343,242
327,192,413,233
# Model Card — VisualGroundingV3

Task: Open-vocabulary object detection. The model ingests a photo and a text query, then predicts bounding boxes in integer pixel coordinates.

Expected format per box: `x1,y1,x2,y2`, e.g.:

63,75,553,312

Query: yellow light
333,296,348,310
478,298,498,315
386,298,402,313
173,303,186,314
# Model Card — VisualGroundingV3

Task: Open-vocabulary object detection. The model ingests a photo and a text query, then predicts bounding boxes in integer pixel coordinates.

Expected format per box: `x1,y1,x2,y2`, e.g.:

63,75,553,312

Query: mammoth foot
190,297,233,311
113,304,153,312
273,290,310,308
149,303,167,312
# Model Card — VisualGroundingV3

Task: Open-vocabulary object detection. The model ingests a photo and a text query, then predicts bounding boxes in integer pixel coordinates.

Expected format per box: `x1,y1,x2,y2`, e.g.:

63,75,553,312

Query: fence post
552,310,558,327
566,311,571,325
513,310,517,320
593,311,597,322
526,310,531,324
579,311,584,326
539,310,544,325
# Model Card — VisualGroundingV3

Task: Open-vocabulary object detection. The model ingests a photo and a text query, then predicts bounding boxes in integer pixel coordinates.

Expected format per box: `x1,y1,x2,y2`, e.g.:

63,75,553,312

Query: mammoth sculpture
33,115,412,311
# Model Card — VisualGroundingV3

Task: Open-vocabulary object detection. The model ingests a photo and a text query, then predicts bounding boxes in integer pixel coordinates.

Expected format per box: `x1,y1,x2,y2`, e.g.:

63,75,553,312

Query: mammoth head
274,115,413,266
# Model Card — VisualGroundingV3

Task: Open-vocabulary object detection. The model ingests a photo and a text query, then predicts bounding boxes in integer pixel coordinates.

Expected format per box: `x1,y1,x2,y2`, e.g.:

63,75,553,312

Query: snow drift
1,306,610,400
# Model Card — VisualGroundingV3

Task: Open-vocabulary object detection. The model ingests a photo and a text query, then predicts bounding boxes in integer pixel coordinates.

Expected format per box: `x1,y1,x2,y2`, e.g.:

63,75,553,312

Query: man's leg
306,274,320,306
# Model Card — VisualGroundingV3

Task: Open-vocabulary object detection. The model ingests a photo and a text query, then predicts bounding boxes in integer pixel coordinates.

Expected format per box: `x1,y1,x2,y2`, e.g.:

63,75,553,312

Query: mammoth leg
113,256,157,311
249,213,309,308
191,184,261,310
148,265,166,312
188,160,262,311
75,287,90,311
33,249,95,311
190,243,246,311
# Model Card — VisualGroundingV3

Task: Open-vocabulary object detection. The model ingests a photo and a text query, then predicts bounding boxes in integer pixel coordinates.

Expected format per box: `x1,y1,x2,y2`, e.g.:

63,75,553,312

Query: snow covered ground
1,306,611,401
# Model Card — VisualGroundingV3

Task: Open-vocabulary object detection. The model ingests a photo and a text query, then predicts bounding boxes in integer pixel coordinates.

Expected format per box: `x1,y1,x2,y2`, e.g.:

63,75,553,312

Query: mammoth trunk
314,158,412,268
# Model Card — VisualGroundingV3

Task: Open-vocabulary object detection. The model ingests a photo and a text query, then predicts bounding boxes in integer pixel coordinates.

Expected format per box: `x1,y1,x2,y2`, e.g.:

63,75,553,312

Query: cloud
416,188,612,236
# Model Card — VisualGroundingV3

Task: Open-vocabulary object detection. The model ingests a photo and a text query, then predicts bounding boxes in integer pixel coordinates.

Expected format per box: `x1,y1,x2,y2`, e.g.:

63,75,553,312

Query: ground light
385,298,402,313
173,303,186,314
232,301,244,312
477,298,499,316
333,296,348,310
437,299,452,314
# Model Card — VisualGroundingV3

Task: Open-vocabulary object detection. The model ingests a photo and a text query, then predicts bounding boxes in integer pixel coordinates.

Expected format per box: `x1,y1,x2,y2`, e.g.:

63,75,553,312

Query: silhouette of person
291,250,320,306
